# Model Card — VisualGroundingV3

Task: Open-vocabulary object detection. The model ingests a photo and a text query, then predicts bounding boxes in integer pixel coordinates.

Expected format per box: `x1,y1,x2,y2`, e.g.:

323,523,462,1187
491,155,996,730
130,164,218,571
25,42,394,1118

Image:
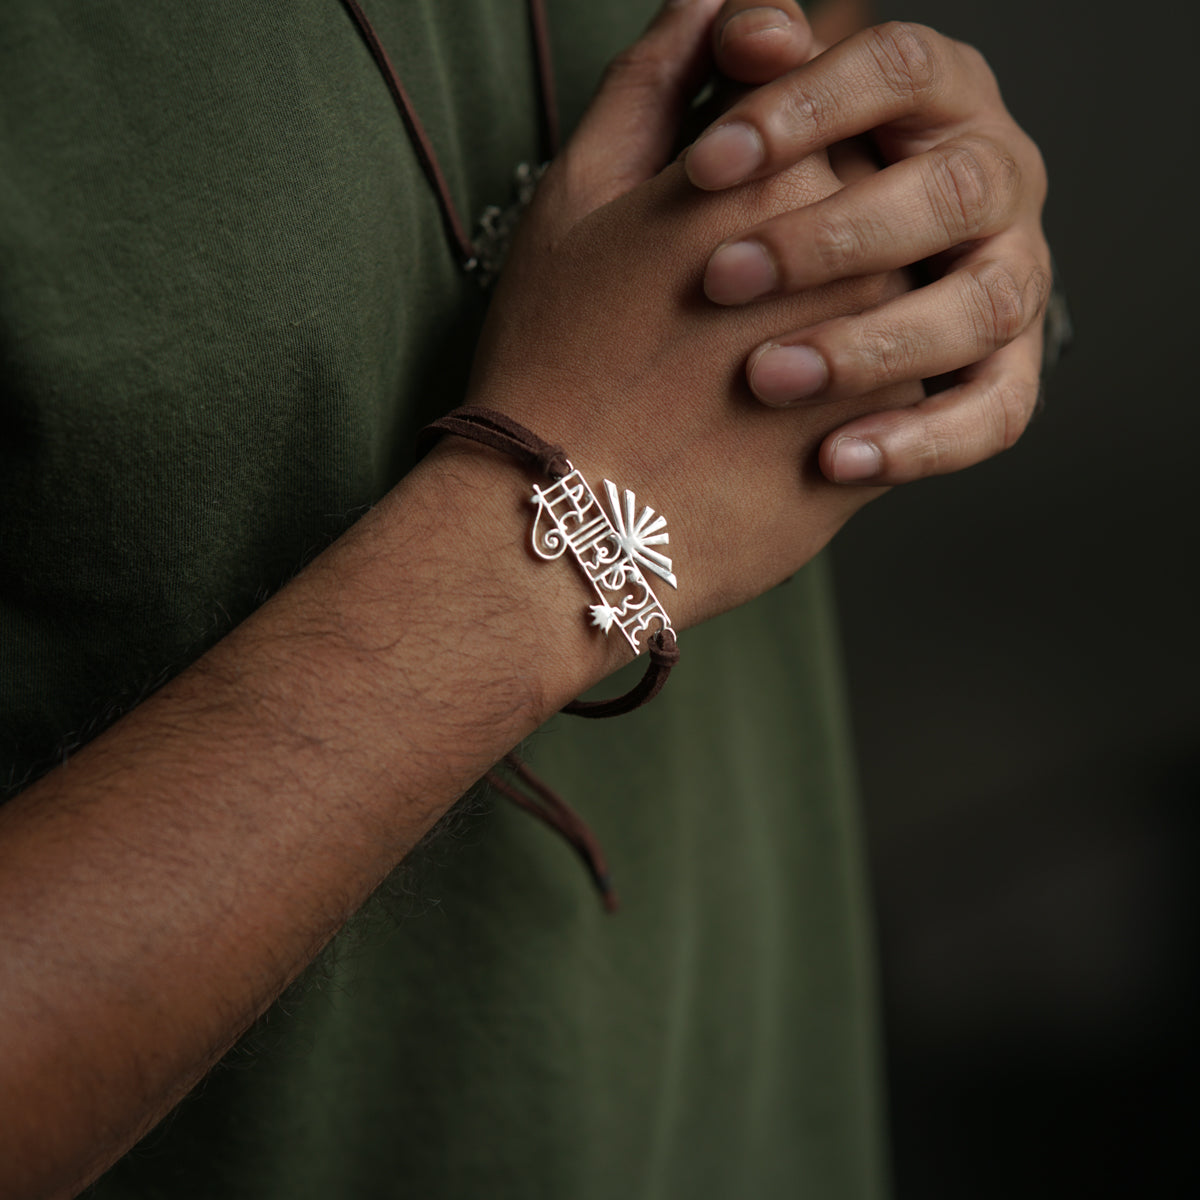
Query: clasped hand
459,0,1049,630
699,0,1051,484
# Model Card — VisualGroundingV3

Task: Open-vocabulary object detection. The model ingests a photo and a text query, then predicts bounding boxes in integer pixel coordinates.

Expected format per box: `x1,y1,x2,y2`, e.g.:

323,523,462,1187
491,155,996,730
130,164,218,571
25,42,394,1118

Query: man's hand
460,0,926,631
692,1,1051,486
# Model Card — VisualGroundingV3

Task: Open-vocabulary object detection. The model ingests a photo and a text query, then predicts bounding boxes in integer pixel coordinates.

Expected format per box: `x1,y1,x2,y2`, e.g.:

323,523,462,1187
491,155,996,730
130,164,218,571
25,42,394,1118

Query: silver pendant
530,464,678,654
468,161,548,289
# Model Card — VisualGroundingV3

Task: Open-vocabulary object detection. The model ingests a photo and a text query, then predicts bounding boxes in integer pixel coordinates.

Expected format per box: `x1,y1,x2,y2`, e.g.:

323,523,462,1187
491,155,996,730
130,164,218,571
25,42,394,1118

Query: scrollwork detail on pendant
530,463,677,654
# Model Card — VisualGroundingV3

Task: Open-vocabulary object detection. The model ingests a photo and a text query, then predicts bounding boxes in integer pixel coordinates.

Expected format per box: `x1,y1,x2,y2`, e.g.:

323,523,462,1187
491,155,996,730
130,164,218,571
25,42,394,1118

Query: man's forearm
0,444,620,1199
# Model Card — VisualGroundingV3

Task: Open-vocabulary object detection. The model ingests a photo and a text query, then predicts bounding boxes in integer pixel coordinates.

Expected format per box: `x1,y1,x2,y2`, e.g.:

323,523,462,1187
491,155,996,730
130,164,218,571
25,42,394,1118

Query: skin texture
0,3,924,1195
700,0,1051,485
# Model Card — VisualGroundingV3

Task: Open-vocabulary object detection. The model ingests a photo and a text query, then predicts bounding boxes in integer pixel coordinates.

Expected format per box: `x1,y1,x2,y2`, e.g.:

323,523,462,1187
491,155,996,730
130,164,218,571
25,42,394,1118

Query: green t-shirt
0,2,886,1195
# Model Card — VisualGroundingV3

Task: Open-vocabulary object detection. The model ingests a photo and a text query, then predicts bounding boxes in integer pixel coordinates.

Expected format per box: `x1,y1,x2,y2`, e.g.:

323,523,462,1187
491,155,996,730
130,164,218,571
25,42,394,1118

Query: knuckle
1028,261,1053,318
1022,259,1051,324
776,80,839,142
983,139,1023,216
868,21,942,104
810,213,870,277
856,322,922,383
916,431,949,478
930,143,993,236
967,261,1028,346
900,411,956,479
989,376,1038,451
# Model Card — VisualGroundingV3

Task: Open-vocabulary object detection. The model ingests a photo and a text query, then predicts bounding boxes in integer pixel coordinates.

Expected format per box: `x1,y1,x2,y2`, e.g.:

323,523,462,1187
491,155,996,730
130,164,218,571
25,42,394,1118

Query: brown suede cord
420,406,680,717
418,406,572,481
562,628,679,718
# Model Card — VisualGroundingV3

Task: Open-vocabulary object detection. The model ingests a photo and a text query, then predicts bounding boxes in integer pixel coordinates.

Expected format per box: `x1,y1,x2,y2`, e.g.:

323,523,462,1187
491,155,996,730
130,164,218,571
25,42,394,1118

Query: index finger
685,21,992,190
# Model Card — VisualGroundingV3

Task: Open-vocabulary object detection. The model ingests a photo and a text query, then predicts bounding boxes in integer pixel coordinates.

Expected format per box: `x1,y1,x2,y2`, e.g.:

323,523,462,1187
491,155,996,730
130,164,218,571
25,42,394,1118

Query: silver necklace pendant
530,463,678,654
467,161,548,289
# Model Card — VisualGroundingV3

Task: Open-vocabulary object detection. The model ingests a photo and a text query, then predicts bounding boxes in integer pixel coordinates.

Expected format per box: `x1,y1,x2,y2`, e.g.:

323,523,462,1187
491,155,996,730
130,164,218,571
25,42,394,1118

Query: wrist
380,441,632,722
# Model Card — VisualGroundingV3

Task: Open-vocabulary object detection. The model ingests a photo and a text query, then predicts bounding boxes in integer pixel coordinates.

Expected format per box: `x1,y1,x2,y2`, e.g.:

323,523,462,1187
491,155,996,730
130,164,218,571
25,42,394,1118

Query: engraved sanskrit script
530,467,677,654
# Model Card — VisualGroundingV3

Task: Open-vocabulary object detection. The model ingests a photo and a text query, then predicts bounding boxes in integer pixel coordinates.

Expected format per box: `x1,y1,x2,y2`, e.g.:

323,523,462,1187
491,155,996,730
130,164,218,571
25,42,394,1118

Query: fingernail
705,240,777,305
719,7,791,47
686,122,764,190
831,437,882,482
749,344,828,405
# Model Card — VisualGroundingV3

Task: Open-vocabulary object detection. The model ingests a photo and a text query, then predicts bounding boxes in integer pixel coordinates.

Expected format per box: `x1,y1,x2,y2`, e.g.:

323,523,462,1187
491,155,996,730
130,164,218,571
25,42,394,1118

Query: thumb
711,0,815,86
562,0,726,212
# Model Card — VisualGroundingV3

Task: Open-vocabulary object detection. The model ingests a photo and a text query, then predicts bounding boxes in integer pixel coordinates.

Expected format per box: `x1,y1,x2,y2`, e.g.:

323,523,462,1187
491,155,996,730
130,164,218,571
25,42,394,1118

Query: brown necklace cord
338,2,631,908
486,753,618,912
337,0,558,270
420,407,683,911
525,0,561,158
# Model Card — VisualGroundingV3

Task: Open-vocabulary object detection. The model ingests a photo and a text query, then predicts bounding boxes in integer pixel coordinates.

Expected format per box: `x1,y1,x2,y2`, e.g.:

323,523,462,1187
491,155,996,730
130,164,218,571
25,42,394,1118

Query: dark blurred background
831,1,1199,1194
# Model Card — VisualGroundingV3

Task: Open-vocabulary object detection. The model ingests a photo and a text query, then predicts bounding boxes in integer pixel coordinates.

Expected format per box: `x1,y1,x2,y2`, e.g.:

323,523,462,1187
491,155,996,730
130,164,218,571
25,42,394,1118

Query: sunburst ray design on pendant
603,479,677,589
527,463,678,654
